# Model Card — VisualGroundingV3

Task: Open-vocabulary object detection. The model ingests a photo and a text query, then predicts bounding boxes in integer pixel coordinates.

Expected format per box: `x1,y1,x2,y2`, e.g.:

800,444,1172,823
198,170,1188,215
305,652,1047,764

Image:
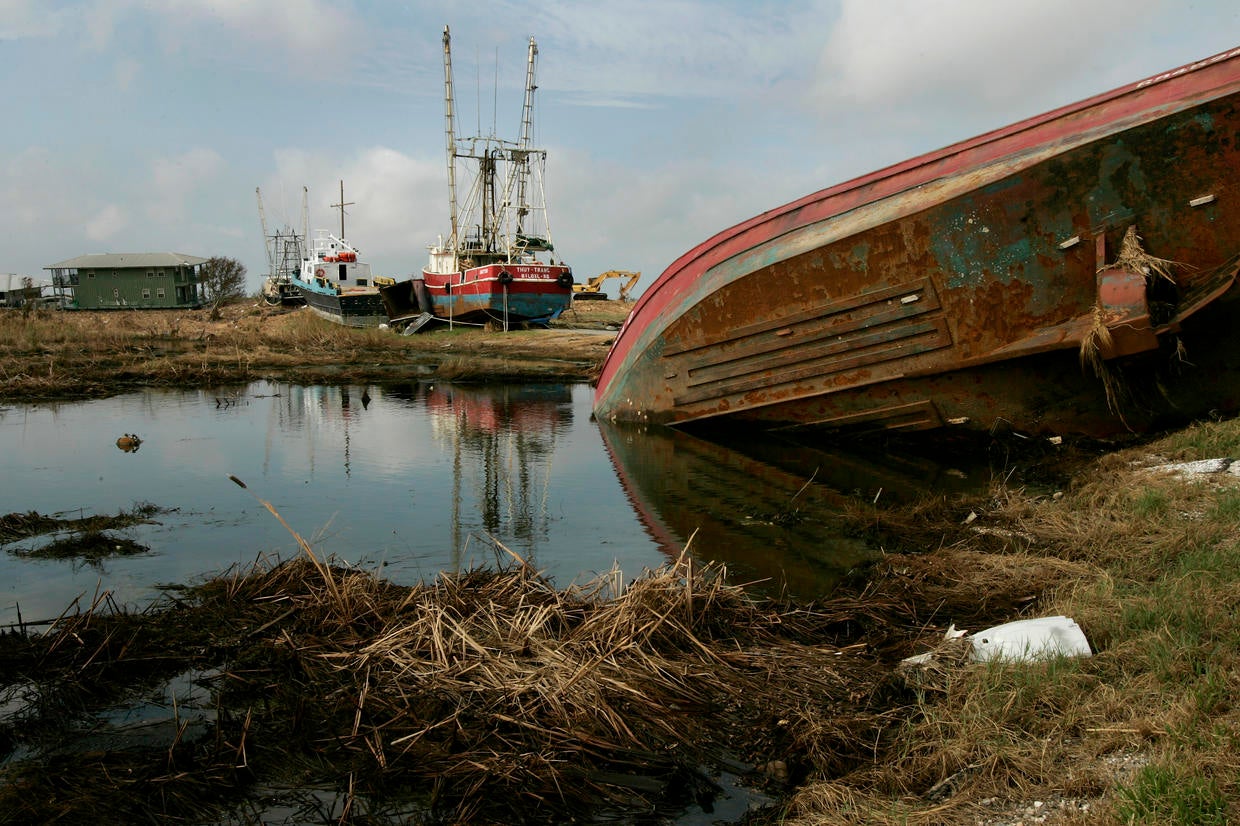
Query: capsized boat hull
594,47,1240,439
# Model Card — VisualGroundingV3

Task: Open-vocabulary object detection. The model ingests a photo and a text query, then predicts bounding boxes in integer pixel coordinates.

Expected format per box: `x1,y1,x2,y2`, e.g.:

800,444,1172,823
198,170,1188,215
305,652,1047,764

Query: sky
2,0,1237,297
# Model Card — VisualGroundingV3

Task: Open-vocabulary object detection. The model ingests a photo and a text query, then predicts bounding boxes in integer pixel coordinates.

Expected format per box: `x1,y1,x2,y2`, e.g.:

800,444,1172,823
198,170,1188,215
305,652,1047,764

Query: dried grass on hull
0,554,910,824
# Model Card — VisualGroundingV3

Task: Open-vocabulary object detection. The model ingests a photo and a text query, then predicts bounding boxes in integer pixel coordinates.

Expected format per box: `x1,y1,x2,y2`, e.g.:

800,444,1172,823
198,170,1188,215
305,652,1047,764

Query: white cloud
0,0,70,39
114,57,140,91
813,0,1159,112
264,145,444,278
80,0,133,50
86,204,129,240
147,0,359,57
148,148,226,223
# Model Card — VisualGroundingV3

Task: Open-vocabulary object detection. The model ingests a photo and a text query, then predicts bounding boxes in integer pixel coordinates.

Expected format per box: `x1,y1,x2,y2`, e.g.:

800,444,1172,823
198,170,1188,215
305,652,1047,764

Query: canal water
1,380,991,629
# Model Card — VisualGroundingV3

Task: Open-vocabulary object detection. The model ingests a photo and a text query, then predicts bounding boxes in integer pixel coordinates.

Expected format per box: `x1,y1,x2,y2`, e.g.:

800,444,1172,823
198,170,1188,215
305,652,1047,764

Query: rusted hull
594,47,1240,438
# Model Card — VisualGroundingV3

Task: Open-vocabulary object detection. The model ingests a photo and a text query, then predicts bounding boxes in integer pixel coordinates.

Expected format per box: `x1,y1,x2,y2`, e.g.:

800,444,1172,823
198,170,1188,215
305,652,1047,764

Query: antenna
330,180,354,238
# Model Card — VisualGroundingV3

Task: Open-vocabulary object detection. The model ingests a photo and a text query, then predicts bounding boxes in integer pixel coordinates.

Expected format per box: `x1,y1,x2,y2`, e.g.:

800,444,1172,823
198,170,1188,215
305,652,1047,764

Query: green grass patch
1115,762,1229,825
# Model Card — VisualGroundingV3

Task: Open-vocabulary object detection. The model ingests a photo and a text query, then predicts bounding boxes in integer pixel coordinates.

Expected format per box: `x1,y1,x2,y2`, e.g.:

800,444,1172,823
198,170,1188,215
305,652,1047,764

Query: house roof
45,253,208,270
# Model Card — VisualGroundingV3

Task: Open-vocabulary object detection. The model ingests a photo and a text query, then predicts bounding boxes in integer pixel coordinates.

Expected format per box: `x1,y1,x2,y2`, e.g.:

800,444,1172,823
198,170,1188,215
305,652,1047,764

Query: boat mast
443,26,460,263
300,186,309,245
255,187,276,278
514,35,537,237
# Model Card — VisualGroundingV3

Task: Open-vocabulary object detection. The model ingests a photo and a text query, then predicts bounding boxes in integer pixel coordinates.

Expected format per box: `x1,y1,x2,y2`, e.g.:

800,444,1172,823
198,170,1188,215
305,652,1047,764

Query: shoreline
0,298,630,403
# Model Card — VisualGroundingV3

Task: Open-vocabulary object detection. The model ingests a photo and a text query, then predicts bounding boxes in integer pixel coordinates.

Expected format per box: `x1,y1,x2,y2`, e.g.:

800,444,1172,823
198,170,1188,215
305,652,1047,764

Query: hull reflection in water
686,423,999,505
598,422,1001,599
598,421,878,598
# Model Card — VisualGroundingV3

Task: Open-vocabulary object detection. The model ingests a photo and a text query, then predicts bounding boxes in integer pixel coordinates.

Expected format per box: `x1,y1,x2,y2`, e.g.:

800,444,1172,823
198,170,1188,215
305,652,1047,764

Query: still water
1,380,988,628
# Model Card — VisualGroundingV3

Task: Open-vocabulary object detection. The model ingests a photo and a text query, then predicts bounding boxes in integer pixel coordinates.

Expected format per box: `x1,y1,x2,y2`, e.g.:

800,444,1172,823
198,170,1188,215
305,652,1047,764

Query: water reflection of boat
686,423,995,504
597,421,879,598
426,384,572,437
426,383,573,554
595,47,1240,440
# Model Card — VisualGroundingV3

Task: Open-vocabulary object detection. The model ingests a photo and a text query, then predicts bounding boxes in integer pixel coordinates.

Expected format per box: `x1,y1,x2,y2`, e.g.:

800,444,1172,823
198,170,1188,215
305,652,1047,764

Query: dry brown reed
1112,225,1182,285
0,300,617,401
0,546,920,823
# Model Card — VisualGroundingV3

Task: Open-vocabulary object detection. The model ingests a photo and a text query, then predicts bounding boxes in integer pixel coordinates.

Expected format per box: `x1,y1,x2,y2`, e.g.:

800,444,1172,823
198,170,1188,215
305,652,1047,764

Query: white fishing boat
290,181,387,327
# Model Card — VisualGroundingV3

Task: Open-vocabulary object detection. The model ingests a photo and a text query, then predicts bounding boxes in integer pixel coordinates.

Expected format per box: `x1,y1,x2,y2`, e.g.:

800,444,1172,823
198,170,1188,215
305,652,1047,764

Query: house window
87,271,95,279
157,269,166,277
147,271,155,278
157,287,165,298
142,288,151,299
112,288,119,299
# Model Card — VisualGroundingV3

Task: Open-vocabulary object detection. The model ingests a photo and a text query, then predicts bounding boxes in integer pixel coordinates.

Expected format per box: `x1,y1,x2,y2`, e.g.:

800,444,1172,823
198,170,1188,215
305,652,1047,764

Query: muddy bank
0,300,629,402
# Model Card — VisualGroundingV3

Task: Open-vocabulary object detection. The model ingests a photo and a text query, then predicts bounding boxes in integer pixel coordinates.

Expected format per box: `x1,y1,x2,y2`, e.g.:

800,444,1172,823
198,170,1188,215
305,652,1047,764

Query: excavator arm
573,270,641,301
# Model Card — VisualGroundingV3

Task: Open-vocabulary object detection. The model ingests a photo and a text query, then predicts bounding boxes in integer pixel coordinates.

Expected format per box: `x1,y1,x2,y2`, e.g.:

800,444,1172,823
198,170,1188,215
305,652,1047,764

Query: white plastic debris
1141,457,1240,479
899,624,968,667
968,616,1092,663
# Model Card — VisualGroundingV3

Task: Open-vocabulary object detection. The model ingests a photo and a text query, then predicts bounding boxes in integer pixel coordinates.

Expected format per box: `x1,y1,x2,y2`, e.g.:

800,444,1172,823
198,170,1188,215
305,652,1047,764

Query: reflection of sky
0,381,662,625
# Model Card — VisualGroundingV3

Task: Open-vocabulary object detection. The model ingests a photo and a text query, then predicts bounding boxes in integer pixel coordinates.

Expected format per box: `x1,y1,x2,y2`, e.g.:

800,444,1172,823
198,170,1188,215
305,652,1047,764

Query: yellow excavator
573,270,641,301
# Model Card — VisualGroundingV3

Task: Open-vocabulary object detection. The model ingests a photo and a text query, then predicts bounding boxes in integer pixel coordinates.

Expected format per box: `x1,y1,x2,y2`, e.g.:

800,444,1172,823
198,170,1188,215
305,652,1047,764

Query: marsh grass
1115,762,1229,825
8,532,149,562
0,545,908,823
6,412,1240,823
0,503,161,544
0,300,616,400
776,418,1240,825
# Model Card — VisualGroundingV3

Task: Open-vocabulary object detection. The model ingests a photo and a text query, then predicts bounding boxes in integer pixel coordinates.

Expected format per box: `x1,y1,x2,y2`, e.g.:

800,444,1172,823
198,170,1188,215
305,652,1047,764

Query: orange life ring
315,268,325,278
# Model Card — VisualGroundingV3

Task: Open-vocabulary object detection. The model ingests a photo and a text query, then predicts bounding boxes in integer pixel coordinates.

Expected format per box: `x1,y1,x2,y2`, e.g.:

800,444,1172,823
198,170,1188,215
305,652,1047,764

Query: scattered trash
900,616,1092,667
1147,457,1240,478
969,616,1092,663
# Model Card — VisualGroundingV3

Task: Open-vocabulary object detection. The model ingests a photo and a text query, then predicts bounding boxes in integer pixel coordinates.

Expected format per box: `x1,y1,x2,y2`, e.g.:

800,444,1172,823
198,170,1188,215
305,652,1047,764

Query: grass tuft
1115,762,1229,825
